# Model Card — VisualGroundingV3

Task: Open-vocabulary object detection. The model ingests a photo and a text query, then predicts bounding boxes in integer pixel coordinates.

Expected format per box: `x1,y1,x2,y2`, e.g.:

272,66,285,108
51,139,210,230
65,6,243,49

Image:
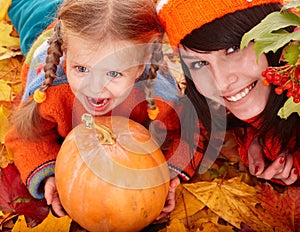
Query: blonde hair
13,0,164,139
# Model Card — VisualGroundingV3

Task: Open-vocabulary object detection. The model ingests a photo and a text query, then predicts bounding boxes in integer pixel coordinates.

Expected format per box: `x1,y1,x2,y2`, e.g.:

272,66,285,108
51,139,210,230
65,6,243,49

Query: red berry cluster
261,64,300,103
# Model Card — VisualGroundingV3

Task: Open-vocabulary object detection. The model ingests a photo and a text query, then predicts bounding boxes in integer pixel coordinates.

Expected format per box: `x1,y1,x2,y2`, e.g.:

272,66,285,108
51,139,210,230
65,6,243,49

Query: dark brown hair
180,3,299,158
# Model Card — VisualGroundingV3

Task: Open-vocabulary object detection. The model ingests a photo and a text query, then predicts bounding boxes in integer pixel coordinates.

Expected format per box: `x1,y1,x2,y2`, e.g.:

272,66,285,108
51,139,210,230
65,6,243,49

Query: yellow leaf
0,57,23,109
0,144,14,168
12,211,72,232
0,0,11,21
0,105,10,143
170,184,205,221
165,219,187,232
183,177,292,231
0,79,11,102
0,22,19,48
0,211,18,231
198,221,219,232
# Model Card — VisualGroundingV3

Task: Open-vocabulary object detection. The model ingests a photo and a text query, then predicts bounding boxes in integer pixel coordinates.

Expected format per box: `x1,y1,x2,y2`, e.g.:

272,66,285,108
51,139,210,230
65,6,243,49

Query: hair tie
147,107,160,120
33,89,47,103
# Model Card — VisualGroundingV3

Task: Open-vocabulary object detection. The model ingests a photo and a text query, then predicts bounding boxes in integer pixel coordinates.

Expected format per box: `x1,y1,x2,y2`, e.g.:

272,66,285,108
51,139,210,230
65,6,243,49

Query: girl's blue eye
76,66,89,73
107,71,121,78
226,46,239,55
190,61,208,69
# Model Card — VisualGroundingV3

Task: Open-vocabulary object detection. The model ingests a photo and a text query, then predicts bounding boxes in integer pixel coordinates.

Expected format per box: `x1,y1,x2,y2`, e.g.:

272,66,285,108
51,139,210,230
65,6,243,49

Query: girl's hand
248,139,298,185
156,176,180,220
44,176,67,217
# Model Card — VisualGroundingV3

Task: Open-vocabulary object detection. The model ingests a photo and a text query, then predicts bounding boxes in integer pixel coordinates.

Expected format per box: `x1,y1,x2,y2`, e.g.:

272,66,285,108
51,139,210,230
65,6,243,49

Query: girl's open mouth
85,96,110,112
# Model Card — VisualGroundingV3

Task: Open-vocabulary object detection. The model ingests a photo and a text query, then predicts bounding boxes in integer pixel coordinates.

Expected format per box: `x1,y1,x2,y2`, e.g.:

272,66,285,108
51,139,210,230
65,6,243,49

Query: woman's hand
248,139,298,185
156,176,180,220
44,176,67,217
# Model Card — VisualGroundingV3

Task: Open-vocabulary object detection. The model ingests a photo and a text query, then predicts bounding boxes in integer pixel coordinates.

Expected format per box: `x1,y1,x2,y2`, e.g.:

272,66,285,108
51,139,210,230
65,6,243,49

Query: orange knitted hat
157,0,285,47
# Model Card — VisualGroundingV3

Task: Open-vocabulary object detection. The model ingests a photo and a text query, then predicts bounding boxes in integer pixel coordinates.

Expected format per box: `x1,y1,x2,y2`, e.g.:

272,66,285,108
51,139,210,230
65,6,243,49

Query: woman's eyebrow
180,51,210,59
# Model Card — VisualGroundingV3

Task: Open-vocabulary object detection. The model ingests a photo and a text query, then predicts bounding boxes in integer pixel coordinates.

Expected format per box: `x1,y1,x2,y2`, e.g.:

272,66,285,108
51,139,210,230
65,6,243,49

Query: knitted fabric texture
157,0,284,47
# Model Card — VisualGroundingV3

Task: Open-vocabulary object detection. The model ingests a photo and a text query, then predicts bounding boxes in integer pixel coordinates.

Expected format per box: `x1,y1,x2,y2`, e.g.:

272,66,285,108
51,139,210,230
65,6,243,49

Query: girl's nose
88,72,109,94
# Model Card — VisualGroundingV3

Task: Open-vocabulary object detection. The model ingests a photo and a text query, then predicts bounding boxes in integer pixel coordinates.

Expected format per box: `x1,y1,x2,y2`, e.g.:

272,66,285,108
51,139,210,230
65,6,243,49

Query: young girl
157,0,300,185
4,0,202,219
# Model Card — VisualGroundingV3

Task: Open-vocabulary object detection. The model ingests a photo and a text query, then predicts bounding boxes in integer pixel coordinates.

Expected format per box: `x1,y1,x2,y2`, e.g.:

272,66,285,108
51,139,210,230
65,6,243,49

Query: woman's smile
224,81,257,102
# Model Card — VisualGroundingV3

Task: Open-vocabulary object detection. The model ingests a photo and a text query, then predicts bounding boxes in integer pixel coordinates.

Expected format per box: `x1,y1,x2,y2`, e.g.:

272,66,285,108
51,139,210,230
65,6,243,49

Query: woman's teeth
87,97,108,107
225,82,256,102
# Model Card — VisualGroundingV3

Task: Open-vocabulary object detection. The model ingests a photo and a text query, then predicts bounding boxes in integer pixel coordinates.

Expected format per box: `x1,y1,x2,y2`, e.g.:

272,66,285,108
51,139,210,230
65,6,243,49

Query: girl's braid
43,20,63,90
12,21,64,140
144,42,163,115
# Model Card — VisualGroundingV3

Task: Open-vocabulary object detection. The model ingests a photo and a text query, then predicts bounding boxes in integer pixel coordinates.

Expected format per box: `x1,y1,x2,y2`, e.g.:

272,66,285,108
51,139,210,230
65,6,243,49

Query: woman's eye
107,71,121,78
190,61,208,69
76,66,89,73
226,46,239,55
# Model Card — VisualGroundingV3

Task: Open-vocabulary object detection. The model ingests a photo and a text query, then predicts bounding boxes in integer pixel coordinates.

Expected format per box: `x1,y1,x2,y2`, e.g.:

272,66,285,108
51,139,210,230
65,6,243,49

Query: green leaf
252,30,300,60
241,11,300,49
282,1,300,11
277,97,300,119
283,42,300,65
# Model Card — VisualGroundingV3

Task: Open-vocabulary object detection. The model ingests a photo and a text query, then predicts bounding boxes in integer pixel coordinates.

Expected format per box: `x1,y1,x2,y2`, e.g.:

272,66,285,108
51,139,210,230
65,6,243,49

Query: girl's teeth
225,82,255,102
88,97,108,107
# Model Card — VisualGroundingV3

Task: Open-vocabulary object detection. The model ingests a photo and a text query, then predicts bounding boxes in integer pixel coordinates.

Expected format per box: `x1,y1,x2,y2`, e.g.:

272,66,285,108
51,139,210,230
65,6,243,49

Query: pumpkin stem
94,123,116,145
81,113,116,145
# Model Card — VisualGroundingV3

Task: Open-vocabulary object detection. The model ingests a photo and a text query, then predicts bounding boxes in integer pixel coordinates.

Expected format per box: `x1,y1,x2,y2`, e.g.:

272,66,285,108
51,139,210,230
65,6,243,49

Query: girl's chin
84,106,109,116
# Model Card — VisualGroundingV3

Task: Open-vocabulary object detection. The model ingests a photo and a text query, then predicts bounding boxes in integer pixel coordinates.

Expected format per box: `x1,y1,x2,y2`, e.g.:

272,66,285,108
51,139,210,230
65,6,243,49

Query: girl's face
180,43,271,120
65,34,147,116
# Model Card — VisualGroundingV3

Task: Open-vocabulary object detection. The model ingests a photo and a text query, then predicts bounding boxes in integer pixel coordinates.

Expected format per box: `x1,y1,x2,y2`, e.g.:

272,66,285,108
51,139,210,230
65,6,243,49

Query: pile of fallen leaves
1,4,300,232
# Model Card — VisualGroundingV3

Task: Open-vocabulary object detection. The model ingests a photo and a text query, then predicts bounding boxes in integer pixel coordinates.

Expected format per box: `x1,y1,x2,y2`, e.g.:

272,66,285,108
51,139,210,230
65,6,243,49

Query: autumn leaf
0,211,18,231
0,21,21,60
170,184,206,221
256,182,300,231
0,57,23,115
0,79,12,102
162,219,187,232
0,105,10,144
183,177,293,231
0,164,49,227
165,183,235,231
0,0,11,21
12,211,72,232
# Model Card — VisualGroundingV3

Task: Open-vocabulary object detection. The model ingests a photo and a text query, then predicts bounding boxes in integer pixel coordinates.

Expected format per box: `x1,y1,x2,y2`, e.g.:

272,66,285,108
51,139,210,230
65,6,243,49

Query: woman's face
179,43,271,120
65,34,147,116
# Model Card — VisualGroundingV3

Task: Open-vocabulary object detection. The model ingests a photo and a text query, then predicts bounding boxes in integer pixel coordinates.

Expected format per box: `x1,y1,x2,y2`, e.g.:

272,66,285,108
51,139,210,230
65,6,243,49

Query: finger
170,177,180,188
248,147,265,176
51,197,67,217
258,155,285,180
44,177,56,205
162,190,176,213
156,185,177,220
156,212,168,221
282,168,298,185
273,154,293,179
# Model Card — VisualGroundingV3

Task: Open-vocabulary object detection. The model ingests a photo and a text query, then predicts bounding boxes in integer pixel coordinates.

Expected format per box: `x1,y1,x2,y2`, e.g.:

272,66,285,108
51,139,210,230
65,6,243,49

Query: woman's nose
211,60,238,92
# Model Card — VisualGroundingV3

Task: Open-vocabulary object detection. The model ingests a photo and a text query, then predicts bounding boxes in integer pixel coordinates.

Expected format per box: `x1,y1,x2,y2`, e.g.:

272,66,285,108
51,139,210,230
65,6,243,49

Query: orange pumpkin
55,115,170,232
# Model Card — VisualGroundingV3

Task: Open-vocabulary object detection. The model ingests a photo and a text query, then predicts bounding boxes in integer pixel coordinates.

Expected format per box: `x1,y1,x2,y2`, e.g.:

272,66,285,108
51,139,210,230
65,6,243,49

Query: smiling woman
157,0,300,185
179,43,270,120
